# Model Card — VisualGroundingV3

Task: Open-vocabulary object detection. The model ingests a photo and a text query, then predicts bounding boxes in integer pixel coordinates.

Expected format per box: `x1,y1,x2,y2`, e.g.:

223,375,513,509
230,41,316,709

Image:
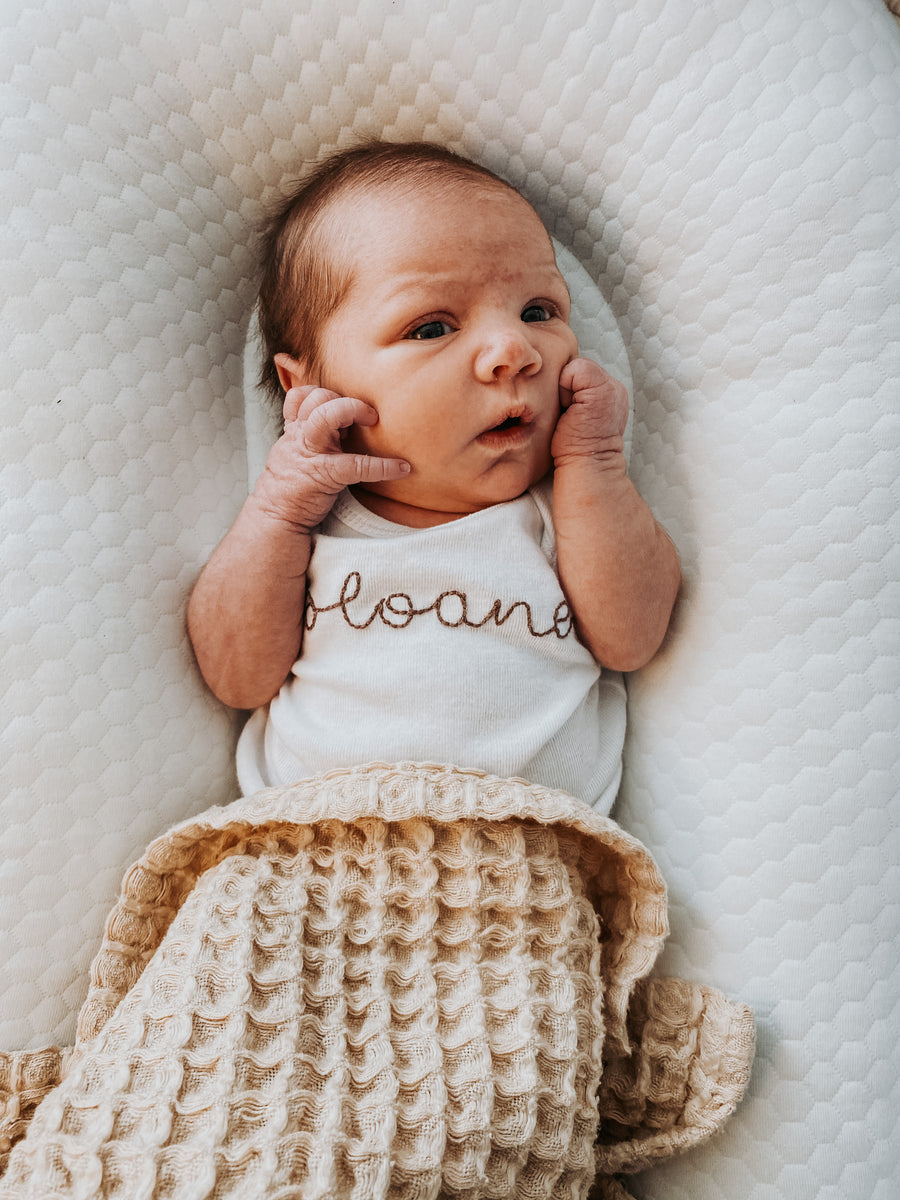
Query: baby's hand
253,386,410,530
551,357,629,468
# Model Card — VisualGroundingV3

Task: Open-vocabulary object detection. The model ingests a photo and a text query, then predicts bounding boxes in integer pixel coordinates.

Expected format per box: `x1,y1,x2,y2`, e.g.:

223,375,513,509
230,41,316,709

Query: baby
4,148,753,1200
188,141,681,811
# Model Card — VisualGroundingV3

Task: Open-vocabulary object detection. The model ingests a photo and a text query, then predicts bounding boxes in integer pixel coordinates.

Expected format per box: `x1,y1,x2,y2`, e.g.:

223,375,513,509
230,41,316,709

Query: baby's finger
349,454,411,484
303,396,378,450
315,453,410,490
559,356,607,397
283,386,320,424
292,386,345,424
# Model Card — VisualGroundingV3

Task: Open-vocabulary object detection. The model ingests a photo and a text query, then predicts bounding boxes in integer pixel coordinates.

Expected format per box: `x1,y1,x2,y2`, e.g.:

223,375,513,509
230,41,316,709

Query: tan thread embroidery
305,571,572,639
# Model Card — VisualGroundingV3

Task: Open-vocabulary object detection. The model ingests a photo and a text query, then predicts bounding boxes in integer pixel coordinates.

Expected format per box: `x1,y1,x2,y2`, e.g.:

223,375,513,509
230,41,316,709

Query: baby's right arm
187,386,409,709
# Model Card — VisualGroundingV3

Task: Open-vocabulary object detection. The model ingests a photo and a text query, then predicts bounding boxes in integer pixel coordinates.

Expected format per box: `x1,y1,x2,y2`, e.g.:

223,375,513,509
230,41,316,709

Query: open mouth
477,412,534,447
481,404,534,434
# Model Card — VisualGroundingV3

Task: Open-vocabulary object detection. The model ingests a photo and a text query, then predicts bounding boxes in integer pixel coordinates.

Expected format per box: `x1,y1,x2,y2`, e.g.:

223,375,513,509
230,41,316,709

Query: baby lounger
2,0,898,1196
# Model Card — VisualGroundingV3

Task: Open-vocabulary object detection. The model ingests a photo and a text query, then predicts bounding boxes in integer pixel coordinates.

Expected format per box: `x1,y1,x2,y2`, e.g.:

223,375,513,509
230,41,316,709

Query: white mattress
2,1,898,1196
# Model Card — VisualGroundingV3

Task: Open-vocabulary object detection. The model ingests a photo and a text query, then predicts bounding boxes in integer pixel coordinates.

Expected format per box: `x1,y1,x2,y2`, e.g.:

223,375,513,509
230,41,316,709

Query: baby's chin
379,465,549,518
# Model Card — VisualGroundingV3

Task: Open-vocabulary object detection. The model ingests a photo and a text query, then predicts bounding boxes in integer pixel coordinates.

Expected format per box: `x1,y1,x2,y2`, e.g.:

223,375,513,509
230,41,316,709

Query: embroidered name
305,571,572,639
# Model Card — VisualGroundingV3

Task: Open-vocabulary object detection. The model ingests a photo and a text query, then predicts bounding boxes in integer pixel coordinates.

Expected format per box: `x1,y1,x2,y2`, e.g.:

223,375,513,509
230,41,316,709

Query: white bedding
2,1,898,1196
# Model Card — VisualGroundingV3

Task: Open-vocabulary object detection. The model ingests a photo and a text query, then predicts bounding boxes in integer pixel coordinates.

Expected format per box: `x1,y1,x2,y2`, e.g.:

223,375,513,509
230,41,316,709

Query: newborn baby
187,140,681,809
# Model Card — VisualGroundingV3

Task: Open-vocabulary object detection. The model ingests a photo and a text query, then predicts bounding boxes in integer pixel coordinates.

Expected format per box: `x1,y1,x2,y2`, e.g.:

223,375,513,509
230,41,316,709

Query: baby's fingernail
399,461,411,473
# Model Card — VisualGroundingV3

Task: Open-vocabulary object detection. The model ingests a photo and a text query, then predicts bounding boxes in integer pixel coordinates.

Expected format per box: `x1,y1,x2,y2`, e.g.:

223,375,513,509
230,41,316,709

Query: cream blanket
0,764,753,1199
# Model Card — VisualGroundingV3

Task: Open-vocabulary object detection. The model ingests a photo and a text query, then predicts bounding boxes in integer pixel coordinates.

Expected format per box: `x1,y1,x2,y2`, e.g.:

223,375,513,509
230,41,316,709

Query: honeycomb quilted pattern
2,0,898,1197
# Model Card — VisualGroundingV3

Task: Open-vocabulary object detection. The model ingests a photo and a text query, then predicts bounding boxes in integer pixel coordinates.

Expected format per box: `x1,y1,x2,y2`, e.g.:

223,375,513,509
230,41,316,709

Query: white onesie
236,480,626,812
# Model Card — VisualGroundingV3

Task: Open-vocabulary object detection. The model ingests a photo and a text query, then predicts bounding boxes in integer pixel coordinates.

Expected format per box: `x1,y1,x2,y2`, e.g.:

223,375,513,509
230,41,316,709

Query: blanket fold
0,763,753,1199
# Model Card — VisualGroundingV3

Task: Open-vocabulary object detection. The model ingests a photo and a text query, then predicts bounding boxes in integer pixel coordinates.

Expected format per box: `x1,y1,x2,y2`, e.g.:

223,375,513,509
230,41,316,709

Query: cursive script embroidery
305,571,572,639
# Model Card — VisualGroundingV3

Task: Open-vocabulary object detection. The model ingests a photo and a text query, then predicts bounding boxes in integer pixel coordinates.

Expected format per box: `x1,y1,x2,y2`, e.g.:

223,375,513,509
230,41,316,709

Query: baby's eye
407,320,453,340
521,304,553,323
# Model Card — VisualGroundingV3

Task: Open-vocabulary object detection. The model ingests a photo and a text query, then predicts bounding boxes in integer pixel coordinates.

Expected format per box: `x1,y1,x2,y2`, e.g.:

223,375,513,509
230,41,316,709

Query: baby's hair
256,140,517,402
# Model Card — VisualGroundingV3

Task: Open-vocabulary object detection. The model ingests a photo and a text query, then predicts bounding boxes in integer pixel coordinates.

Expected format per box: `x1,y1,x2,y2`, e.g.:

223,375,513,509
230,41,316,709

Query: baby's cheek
341,421,377,457
530,428,555,478
558,329,579,370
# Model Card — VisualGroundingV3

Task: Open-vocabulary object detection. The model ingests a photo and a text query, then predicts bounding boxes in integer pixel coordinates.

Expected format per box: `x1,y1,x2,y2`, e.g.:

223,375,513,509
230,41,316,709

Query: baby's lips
480,401,535,434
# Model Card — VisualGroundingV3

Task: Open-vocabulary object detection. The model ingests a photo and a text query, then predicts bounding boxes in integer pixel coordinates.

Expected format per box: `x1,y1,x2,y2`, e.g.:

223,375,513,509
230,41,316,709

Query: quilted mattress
2,1,898,1196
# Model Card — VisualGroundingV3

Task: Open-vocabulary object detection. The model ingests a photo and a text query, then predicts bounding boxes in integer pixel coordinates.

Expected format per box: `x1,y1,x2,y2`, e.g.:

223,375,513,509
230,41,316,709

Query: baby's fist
552,358,629,466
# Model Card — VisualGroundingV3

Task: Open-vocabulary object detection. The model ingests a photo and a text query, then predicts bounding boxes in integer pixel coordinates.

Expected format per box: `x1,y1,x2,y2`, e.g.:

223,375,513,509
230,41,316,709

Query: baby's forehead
321,175,555,275
331,173,541,237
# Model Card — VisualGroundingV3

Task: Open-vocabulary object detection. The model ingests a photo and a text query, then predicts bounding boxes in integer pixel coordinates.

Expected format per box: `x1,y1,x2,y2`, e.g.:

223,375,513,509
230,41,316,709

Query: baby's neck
350,486,476,528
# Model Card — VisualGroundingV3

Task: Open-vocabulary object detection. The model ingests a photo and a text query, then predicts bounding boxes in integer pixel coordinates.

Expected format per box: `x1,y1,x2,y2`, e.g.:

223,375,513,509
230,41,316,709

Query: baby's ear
273,353,312,393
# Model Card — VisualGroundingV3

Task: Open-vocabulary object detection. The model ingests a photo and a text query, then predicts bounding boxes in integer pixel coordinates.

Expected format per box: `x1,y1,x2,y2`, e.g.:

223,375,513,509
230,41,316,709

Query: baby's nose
475,325,542,381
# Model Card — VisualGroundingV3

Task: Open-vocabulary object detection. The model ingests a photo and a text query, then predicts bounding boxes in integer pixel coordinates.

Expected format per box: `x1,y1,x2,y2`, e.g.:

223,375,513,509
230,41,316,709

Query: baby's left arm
551,358,681,672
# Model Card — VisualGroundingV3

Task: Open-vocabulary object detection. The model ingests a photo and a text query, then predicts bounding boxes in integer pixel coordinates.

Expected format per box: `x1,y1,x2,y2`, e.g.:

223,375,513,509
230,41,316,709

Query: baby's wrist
247,479,327,537
552,434,627,475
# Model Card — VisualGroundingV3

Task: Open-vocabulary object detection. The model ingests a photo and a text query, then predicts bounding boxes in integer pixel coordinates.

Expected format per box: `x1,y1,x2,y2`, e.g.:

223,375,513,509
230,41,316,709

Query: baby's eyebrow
379,265,570,301
380,274,459,297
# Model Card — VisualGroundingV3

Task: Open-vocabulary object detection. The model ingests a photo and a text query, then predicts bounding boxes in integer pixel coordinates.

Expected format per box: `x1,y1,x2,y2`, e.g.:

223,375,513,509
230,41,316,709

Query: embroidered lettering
382,592,415,629
305,571,571,639
435,590,467,627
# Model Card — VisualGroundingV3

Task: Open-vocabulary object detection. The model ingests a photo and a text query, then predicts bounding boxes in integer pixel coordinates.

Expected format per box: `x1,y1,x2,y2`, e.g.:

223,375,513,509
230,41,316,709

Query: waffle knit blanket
0,763,754,1199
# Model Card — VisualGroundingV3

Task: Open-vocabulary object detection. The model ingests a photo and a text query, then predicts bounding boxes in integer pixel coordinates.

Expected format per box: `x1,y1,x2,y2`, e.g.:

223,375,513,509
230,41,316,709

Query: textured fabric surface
0,764,753,1199
595,977,757,1176
2,1,898,1196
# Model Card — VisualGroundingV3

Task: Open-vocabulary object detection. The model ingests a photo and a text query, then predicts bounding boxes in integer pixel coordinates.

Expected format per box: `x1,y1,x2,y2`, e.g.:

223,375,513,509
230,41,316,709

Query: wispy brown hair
256,141,517,402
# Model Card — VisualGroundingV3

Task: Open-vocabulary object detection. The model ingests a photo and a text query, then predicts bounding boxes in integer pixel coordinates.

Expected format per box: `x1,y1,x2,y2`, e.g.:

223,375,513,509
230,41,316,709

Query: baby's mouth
479,404,535,439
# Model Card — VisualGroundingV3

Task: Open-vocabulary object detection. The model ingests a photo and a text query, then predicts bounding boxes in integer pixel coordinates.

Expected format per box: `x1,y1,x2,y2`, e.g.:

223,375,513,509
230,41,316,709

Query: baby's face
311,182,578,525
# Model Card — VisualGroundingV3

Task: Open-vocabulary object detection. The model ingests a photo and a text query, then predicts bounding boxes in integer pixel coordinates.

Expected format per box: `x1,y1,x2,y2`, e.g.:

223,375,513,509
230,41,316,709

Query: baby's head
257,141,578,523
258,142,517,400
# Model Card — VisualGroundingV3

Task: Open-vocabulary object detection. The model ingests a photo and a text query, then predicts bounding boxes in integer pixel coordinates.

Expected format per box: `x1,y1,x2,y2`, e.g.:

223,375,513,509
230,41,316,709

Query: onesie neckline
326,486,536,539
